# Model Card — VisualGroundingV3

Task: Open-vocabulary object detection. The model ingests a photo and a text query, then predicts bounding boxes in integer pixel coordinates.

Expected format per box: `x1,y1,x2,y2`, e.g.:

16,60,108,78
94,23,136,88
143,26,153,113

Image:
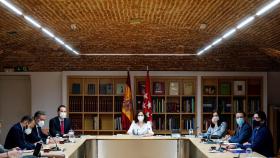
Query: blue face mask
236,118,244,127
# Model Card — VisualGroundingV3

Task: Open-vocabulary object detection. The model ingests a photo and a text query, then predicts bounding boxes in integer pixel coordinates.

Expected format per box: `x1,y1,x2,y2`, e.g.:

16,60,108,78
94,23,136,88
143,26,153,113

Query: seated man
224,111,252,144
26,111,48,144
240,111,273,157
49,105,71,137
4,115,36,150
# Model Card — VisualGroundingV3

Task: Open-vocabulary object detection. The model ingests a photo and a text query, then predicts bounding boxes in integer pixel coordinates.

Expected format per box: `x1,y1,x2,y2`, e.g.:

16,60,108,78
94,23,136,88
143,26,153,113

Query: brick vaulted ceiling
0,0,280,71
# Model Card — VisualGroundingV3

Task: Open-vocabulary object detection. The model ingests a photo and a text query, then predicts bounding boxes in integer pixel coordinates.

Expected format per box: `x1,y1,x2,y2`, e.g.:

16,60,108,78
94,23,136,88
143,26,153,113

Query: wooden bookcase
135,77,197,135
68,76,126,135
201,77,263,132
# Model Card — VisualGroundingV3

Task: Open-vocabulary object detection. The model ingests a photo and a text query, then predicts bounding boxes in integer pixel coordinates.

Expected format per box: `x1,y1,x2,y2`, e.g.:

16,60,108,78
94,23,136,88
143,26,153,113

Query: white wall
31,72,62,126
268,72,280,105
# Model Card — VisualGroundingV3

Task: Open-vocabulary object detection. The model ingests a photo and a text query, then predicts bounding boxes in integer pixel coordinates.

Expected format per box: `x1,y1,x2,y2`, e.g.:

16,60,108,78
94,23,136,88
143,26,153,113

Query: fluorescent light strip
42,28,54,38
81,53,196,56
24,16,41,28
256,0,280,16
212,38,222,46
54,37,64,45
222,29,236,39
0,0,22,15
236,16,255,29
197,0,280,56
0,0,79,55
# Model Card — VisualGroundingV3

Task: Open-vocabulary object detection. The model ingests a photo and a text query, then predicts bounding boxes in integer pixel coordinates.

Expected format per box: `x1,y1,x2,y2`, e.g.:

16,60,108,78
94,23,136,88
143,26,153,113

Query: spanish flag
121,71,133,130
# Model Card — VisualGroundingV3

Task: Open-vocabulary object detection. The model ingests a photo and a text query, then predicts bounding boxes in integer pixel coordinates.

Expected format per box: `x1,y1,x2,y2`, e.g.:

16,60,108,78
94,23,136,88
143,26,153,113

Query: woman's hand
7,150,22,158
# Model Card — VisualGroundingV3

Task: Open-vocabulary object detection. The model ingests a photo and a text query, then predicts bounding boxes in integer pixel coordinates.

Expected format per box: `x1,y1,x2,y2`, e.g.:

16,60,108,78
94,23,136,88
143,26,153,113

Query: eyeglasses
138,115,144,116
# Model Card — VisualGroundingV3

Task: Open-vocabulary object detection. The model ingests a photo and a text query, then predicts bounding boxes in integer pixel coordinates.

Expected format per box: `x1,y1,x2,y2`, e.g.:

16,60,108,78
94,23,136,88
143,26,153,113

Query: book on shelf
203,97,216,112
182,97,195,113
69,115,82,130
152,98,165,113
116,83,125,95
84,96,98,112
233,98,245,112
218,99,232,113
99,84,113,95
168,117,180,130
99,97,113,112
248,80,261,95
137,81,146,95
100,116,113,130
183,82,193,95
152,117,165,130
169,82,179,95
167,102,180,113
87,84,95,95
203,86,216,95
233,81,245,96
136,98,143,111
248,98,260,113
72,83,81,94
84,116,98,130
114,97,123,112
153,82,165,95
183,118,195,130
220,83,231,95
69,96,83,112
114,116,122,130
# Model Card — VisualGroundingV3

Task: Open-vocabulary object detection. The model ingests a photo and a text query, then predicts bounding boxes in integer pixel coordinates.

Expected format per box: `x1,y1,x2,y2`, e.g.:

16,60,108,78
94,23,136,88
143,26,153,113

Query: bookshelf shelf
68,76,126,135
201,77,263,132
135,76,197,135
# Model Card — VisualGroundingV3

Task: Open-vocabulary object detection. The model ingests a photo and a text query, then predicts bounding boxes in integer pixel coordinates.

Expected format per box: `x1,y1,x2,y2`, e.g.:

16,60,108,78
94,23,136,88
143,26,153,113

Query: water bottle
189,128,194,135
245,147,252,158
68,129,75,143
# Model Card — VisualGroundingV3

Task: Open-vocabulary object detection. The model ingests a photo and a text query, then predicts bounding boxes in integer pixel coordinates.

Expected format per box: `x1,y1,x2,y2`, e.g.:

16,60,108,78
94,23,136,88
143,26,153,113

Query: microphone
47,132,60,151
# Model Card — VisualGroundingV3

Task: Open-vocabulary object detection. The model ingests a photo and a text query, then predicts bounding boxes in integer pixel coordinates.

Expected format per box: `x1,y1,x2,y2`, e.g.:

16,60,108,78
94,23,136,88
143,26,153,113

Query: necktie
37,127,41,139
60,120,64,135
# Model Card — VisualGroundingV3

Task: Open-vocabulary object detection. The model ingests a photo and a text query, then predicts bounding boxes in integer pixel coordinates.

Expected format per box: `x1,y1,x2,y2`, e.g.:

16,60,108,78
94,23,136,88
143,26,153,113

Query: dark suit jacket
26,125,48,144
247,125,274,157
229,122,252,144
49,116,71,137
4,123,35,150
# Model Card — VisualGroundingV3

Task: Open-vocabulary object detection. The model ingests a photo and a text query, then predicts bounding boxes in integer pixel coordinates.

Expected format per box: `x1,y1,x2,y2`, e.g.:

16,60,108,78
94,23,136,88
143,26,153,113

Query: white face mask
59,112,67,119
138,116,144,122
212,116,219,123
38,120,44,127
25,128,32,135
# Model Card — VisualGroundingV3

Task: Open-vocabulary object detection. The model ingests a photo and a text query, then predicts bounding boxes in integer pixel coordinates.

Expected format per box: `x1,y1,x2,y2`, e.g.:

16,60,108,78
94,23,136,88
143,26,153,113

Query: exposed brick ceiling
0,0,280,71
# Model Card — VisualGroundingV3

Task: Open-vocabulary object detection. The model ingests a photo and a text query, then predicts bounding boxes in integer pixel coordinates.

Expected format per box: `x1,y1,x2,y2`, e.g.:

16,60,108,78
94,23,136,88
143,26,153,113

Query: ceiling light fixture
236,16,255,29
0,0,22,15
0,0,79,55
23,15,41,28
197,0,280,56
81,53,196,56
256,0,280,16
222,28,237,39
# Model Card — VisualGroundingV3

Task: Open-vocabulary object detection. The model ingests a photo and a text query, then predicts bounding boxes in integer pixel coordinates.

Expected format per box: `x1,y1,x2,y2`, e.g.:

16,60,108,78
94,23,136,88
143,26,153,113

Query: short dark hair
135,111,148,123
21,115,33,123
34,111,46,119
57,105,66,112
255,111,267,121
236,111,246,117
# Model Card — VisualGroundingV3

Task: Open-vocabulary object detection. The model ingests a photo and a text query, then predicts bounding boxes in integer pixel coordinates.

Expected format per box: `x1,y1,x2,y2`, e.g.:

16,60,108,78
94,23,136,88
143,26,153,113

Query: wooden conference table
23,135,265,158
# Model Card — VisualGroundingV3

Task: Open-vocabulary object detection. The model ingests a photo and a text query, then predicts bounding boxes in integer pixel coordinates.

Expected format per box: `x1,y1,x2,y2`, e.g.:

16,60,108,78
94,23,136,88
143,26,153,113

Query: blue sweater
245,125,274,157
4,123,35,150
229,122,252,144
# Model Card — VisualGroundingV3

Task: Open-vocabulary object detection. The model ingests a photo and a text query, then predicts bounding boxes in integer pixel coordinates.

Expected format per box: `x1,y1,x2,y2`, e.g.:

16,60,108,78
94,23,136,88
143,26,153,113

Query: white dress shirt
127,121,154,136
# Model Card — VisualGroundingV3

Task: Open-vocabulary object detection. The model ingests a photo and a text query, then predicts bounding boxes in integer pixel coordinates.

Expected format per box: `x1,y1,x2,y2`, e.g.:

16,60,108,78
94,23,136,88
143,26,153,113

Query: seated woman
203,111,227,139
127,111,154,136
